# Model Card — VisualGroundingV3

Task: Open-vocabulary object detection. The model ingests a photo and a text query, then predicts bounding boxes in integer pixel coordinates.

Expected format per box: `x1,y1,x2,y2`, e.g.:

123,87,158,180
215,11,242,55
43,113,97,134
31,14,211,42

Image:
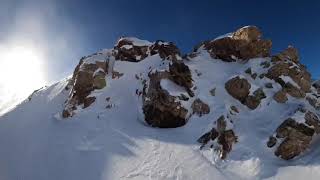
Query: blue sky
0,0,320,81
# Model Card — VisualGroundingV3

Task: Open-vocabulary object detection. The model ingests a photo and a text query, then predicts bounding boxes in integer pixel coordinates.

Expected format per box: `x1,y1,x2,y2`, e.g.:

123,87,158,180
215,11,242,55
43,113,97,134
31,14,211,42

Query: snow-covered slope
0,26,320,180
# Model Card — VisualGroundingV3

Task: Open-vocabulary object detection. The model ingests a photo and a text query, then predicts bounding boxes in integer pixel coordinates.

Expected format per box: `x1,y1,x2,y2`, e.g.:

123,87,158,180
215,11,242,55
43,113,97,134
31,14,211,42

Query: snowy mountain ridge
0,26,320,180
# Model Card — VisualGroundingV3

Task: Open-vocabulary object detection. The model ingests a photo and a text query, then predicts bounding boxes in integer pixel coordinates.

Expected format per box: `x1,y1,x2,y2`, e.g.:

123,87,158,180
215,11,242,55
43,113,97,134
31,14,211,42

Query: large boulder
169,61,194,96
62,58,108,118
274,118,314,160
202,26,272,62
142,71,190,128
268,108,320,160
225,76,251,102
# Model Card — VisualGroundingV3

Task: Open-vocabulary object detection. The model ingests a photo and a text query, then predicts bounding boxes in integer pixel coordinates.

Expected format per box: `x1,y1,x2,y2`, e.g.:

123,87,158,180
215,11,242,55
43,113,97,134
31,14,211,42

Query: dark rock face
150,41,181,61
266,47,312,99
269,117,316,160
169,61,194,96
114,38,149,62
63,60,108,118
197,115,237,159
142,72,189,128
273,90,288,103
114,38,181,62
225,77,266,109
225,76,251,102
244,88,266,109
202,26,272,62
192,98,210,117
305,111,320,133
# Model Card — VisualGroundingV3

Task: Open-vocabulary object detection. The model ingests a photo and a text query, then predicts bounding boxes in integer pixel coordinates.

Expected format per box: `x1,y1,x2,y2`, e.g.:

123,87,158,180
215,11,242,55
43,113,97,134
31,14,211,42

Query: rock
244,88,266,109
197,128,219,145
267,49,311,93
202,26,272,61
244,96,261,110
225,76,251,102
305,111,320,134
251,73,257,79
143,71,189,128
62,60,108,118
284,83,306,98
232,26,262,41
149,40,181,61
273,90,288,103
114,38,181,62
273,118,315,160
114,38,149,62
272,46,299,63
198,115,237,159
245,68,252,74
83,96,96,108
306,95,320,110
210,88,216,96
265,82,273,88
218,130,237,159
260,61,271,68
169,61,194,96
267,136,277,148
192,98,210,117
230,105,239,114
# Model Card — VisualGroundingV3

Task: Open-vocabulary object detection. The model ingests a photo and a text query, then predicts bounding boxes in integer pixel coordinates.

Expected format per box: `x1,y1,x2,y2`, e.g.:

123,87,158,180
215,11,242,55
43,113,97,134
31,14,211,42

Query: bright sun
0,45,46,101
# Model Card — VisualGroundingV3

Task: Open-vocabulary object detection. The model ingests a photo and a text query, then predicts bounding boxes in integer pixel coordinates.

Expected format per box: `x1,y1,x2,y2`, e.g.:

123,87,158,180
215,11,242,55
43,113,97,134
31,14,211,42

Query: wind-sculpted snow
0,26,320,180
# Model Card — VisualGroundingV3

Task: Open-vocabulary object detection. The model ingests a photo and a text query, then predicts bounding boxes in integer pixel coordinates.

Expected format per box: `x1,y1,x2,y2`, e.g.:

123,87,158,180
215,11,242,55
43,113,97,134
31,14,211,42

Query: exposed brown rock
62,60,108,118
198,115,237,159
143,71,189,128
225,76,251,102
284,83,306,98
192,98,210,117
272,46,299,63
169,61,194,96
273,90,288,103
149,40,181,61
272,118,315,160
202,26,272,62
114,38,149,62
83,96,96,108
305,111,320,134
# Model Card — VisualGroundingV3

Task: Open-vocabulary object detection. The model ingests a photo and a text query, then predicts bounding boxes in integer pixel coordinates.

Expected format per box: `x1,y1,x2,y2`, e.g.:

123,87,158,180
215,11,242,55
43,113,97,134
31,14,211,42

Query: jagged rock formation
199,26,272,62
60,26,319,161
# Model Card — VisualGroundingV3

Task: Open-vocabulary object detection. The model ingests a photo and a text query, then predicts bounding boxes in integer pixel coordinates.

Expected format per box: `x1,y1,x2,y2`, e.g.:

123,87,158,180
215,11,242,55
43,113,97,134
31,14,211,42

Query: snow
0,43,319,180
118,37,153,47
160,78,188,96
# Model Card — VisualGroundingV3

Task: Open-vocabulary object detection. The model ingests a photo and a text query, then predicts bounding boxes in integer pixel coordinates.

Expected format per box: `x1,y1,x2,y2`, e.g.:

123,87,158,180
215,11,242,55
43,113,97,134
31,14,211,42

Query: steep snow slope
0,26,320,180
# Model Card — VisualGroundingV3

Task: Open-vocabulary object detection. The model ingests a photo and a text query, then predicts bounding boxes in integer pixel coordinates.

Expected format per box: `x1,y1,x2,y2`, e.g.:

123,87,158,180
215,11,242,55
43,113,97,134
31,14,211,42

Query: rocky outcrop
114,37,181,62
201,26,272,62
169,61,194,96
266,47,312,101
142,71,190,128
63,59,108,118
268,108,320,160
225,76,266,109
225,76,251,102
192,98,210,117
197,115,237,159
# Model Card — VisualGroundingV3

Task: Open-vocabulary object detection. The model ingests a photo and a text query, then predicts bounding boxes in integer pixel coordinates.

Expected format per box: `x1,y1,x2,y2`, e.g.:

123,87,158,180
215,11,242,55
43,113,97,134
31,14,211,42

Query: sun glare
0,45,46,101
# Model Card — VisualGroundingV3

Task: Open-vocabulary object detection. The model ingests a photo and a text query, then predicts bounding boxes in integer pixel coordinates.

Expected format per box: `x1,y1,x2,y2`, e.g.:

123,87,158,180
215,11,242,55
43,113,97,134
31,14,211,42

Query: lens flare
0,44,46,113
